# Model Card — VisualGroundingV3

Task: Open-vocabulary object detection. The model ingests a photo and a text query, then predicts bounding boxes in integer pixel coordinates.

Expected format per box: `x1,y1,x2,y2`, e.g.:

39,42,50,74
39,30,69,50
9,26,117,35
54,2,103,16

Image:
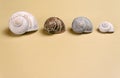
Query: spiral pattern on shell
72,17,93,33
9,11,38,35
98,21,114,33
44,17,65,34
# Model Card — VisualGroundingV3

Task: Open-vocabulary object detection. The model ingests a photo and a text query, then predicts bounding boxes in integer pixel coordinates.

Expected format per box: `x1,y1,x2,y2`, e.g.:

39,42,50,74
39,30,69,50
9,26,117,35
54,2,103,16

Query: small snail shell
9,11,39,35
44,17,65,34
72,17,93,33
98,21,114,33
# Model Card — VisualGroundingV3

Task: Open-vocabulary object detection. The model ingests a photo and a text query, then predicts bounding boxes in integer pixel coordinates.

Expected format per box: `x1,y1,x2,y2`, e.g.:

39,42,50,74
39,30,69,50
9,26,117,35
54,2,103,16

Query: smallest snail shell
9,11,39,35
72,17,93,33
98,21,114,33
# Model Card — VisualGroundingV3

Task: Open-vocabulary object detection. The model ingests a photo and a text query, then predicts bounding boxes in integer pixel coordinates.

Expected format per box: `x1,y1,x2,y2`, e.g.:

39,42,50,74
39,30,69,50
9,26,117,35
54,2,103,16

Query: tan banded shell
44,17,65,34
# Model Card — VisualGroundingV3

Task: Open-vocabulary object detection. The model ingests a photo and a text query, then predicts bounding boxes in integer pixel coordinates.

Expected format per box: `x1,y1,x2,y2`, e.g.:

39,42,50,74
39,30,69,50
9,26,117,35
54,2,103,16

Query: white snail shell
72,17,93,33
98,21,114,33
9,11,39,35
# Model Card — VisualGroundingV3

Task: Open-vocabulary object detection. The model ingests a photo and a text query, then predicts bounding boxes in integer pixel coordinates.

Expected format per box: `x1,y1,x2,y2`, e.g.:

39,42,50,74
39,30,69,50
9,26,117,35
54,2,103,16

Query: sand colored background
0,0,120,78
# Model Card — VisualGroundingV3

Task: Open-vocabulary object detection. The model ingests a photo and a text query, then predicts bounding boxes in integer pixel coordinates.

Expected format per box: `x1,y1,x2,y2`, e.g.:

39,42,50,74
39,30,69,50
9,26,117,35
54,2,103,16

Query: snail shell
98,21,114,33
44,17,65,34
72,17,93,33
9,11,39,35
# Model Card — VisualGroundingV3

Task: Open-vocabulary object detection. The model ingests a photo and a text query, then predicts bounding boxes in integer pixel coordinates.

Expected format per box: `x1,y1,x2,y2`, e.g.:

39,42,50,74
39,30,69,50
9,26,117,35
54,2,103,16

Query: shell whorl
99,21,114,33
44,17,65,34
72,17,93,33
9,11,38,35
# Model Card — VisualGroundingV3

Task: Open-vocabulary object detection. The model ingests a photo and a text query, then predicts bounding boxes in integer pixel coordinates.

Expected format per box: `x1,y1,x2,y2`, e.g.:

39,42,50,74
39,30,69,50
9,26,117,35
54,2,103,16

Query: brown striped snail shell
9,11,39,35
44,17,65,34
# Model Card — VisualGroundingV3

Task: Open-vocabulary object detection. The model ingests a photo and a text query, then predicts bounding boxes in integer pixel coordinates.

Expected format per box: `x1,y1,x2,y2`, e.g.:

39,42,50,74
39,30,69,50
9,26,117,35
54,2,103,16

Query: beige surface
0,0,120,78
